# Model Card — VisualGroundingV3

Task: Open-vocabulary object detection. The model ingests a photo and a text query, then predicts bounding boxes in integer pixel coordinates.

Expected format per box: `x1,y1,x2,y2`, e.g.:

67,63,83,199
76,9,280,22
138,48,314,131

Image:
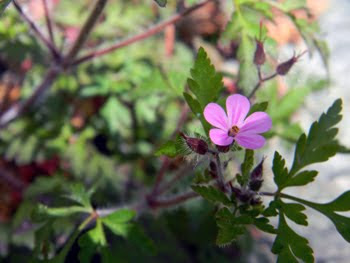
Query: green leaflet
239,149,254,186
187,47,223,108
290,99,342,175
272,213,314,263
282,193,350,243
191,185,231,206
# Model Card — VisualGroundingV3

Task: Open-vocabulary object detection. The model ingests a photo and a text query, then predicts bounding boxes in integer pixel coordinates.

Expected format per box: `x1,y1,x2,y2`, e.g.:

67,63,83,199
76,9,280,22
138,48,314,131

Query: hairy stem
42,0,55,46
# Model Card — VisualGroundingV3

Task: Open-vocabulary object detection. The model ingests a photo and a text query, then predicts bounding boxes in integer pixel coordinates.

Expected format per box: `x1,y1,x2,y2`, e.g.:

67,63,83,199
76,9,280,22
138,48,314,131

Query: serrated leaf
64,183,94,208
272,213,314,263
281,193,350,243
187,47,223,107
240,149,254,186
280,201,308,226
215,208,247,246
154,0,166,7
192,185,231,206
253,217,277,234
277,0,306,12
290,99,342,175
283,170,318,188
272,151,290,189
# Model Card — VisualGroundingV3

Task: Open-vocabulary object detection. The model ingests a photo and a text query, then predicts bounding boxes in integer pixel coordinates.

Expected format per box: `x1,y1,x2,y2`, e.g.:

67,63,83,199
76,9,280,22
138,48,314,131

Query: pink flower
203,94,272,149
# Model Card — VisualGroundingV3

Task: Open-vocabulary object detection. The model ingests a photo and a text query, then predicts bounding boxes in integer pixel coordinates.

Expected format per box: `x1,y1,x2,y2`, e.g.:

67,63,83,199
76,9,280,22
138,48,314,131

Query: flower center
228,125,240,137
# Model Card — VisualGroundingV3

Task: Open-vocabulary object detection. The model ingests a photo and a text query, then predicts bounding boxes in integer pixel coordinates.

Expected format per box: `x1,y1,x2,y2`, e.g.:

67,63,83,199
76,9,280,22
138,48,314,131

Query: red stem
42,0,55,46
70,0,213,66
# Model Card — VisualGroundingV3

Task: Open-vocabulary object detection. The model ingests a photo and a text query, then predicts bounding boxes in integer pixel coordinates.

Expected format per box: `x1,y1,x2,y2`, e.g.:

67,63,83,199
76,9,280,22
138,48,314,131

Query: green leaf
278,0,306,12
272,151,290,189
102,209,136,224
240,149,254,186
192,185,231,206
283,170,318,188
283,192,350,242
183,92,210,134
272,213,314,263
215,208,247,246
32,204,91,222
64,183,94,208
155,139,180,157
248,101,268,115
253,217,277,234
187,47,223,108
103,221,156,255
280,201,308,226
290,99,342,175
0,0,11,15
78,219,107,263
154,0,166,7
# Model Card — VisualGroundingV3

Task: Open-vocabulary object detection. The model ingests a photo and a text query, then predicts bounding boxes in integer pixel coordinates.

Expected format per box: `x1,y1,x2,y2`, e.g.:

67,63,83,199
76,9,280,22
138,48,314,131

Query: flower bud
276,51,307,76
180,132,208,155
254,40,266,66
249,158,264,191
231,186,254,203
250,196,262,206
216,144,230,153
209,161,217,178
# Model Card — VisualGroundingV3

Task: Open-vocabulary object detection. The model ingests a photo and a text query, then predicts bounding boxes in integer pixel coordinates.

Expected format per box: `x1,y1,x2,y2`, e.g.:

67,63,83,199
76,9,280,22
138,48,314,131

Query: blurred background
0,0,349,262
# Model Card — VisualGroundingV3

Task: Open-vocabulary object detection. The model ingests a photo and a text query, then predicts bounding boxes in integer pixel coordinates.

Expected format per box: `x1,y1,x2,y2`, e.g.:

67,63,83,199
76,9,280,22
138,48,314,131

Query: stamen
228,125,240,137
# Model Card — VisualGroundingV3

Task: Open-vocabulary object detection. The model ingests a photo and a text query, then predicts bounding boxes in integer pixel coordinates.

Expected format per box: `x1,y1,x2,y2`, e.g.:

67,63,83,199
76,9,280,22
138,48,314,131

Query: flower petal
226,94,250,127
235,133,266,149
209,129,234,146
204,103,228,130
240,112,272,134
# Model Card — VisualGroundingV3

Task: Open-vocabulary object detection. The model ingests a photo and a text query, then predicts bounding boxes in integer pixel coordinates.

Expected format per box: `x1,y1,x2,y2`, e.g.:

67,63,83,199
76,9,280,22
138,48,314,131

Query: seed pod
276,51,307,76
254,40,266,66
180,132,208,155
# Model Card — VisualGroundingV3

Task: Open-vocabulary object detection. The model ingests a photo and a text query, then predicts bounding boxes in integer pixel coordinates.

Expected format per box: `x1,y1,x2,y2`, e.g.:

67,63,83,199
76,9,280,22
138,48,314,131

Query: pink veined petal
240,112,272,134
235,133,266,150
209,129,234,146
204,103,229,130
226,94,250,127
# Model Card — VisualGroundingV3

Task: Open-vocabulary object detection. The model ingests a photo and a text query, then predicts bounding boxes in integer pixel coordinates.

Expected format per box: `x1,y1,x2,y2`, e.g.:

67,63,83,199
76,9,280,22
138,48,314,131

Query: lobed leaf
192,185,231,206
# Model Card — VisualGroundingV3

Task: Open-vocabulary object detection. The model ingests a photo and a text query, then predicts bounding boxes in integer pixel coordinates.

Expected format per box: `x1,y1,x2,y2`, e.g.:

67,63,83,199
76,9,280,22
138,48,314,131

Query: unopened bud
209,161,217,178
231,186,253,203
216,144,230,153
249,158,264,191
180,132,208,155
254,40,266,66
276,51,307,75
250,196,262,206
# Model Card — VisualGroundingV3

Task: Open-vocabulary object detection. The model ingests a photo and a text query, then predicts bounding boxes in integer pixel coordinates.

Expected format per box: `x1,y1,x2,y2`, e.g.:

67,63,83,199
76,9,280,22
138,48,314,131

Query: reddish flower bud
254,40,266,66
249,158,264,191
216,144,230,153
276,51,307,76
250,196,262,206
180,132,208,155
209,161,217,178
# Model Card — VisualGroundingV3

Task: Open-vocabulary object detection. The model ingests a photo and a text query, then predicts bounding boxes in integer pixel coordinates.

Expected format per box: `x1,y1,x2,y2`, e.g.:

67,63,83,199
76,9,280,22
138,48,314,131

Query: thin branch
248,72,278,99
42,0,55,46
214,153,231,194
149,191,199,208
150,157,170,196
0,66,61,128
63,0,108,66
12,0,61,60
70,0,213,66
